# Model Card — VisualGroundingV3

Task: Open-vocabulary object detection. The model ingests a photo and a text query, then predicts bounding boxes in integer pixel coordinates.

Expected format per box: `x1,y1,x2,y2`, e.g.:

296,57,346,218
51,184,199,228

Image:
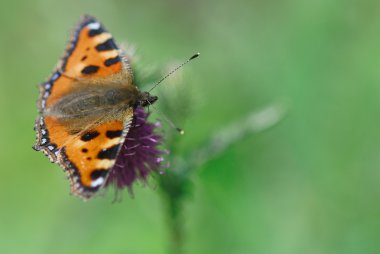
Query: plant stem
168,205,184,254
159,101,288,254
159,172,189,254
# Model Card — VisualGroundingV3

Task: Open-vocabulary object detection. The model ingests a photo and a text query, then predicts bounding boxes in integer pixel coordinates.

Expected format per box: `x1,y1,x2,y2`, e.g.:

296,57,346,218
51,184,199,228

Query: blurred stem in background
158,101,288,254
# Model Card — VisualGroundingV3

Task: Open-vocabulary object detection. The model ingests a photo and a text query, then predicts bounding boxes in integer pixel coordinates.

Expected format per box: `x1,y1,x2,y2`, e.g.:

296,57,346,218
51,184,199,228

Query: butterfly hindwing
40,109,133,198
66,110,132,198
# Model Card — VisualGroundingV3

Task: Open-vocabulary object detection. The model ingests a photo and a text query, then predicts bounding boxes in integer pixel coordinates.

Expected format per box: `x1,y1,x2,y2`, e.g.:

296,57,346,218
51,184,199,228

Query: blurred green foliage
1,0,380,253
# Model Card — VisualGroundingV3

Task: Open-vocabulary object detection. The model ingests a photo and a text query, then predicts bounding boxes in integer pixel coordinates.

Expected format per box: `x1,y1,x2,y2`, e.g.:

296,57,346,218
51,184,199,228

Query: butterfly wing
39,109,133,199
34,16,135,199
37,15,132,113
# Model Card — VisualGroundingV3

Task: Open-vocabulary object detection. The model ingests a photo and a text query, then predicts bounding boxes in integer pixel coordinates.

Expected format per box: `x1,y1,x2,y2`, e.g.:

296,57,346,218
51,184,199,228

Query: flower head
106,106,165,191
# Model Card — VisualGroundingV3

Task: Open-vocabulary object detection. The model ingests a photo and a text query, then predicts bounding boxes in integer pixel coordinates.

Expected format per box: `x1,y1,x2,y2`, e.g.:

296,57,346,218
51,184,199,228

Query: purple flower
106,106,165,191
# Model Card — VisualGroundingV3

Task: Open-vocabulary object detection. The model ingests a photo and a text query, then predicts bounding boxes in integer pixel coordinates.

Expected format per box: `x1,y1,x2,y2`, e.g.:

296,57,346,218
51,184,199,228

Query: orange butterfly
33,16,158,199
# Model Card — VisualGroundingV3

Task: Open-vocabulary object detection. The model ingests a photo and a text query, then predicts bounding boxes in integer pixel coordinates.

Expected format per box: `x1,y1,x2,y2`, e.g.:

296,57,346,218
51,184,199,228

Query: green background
1,0,380,253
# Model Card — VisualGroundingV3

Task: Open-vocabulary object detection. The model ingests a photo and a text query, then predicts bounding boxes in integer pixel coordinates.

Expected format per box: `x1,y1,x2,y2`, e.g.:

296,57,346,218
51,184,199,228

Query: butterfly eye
149,95,158,104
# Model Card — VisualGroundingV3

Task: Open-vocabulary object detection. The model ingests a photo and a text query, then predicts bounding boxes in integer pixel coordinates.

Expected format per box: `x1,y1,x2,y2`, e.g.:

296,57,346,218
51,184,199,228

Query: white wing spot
91,177,104,187
87,22,101,30
41,138,47,144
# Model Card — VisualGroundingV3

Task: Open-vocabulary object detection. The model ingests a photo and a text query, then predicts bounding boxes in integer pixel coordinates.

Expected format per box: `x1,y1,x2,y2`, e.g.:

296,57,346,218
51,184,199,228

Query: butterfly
33,15,159,200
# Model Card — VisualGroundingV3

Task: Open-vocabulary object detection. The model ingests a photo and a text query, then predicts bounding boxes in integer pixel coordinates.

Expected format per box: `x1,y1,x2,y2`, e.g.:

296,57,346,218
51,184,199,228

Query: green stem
159,101,288,253
159,172,189,254
168,205,183,254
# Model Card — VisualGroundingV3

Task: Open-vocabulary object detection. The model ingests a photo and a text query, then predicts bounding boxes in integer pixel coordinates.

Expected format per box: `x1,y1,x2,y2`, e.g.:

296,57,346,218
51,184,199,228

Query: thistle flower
106,106,165,191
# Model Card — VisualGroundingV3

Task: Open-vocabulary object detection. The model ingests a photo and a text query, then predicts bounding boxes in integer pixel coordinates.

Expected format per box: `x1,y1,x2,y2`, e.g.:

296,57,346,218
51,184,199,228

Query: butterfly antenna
147,101,185,135
148,52,200,93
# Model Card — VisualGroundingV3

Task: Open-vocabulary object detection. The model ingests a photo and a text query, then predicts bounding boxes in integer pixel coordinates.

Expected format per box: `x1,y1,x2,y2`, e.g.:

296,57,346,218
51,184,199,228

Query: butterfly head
138,91,158,107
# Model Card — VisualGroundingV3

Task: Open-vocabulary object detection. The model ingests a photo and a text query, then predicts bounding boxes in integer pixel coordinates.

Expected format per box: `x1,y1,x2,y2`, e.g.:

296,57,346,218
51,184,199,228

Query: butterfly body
46,84,137,129
34,16,157,199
